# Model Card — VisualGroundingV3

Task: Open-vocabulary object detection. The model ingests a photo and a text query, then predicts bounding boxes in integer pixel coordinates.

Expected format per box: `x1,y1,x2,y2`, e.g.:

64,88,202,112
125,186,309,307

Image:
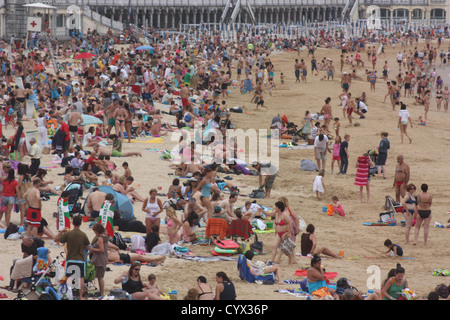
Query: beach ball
273,59,276,62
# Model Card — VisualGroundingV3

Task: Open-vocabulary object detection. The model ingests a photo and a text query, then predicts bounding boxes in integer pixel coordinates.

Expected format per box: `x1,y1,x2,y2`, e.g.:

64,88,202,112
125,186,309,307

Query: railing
364,0,429,5
22,0,349,7
83,6,124,31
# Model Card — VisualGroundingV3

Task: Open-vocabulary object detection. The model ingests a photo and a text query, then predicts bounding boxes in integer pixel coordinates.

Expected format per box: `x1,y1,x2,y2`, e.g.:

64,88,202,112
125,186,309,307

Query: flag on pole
57,196,71,231
98,200,114,238
27,17,42,32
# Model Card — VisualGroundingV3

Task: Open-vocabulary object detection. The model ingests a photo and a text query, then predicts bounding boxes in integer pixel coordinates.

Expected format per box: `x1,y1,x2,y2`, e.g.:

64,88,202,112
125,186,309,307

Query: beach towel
355,156,370,186
227,219,254,240
294,269,338,280
237,254,275,284
98,200,114,238
205,218,229,240
57,196,71,231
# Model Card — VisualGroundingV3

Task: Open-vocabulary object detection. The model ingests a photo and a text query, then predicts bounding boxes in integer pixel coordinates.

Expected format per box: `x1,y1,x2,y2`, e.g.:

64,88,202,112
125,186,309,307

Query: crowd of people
0,21,446,301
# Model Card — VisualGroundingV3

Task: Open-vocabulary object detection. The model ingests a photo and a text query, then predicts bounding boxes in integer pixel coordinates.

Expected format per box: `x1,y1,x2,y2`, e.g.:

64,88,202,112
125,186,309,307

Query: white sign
27,16,42,32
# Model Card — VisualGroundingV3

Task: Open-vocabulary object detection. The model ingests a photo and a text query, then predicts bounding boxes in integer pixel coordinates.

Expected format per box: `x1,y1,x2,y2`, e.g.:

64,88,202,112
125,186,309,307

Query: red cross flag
27,17,42,32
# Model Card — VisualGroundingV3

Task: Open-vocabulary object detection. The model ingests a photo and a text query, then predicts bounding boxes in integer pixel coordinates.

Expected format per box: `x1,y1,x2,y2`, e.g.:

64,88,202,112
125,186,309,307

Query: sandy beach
0,38,449,301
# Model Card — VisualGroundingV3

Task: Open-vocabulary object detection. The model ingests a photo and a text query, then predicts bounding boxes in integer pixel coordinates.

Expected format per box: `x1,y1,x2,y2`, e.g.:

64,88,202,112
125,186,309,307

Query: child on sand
330,136,341,174
313,170,325,200
384,239,403,257
327,196,345,217
122,162,131,177
144,274,164,297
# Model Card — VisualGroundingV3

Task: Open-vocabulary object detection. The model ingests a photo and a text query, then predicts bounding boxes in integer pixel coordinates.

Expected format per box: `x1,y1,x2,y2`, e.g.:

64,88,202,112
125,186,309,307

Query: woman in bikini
401,184,418,244
413,184,432,246
165,207,182,245
270,201,292,264
194,276,214,300
436,87,443,112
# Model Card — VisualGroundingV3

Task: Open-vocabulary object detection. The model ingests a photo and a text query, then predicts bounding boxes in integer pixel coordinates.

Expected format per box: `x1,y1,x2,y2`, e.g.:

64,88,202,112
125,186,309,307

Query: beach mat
294,269,338,279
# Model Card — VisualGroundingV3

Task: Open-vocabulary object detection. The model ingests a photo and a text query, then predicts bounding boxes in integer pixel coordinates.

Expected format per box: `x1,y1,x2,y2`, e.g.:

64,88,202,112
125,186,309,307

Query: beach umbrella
73,52,96,60
81,114,103,125
82,185,134,220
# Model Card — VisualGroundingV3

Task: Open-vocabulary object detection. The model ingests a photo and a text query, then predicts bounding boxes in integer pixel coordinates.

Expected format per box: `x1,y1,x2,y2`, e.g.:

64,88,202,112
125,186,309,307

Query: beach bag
279,237,296,256
57,283,73,300
298,216,307,233
251,233,263,254
379,212,393,223
84,262,96,282
301,159,318,171
249,187,265,199
160,149,173,161
130,234,146,252
111,232,127,250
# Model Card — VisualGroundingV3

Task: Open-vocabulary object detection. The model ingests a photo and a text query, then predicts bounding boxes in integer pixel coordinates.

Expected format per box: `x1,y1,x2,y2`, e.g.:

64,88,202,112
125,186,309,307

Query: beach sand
0,40,449,301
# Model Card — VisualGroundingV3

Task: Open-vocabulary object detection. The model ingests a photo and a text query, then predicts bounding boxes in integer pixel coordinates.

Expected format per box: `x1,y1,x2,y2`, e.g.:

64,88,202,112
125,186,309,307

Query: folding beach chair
205,218,229,244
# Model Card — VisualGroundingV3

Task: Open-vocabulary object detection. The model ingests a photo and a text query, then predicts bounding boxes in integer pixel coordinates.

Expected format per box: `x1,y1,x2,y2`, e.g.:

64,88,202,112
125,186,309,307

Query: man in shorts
68,105,83,148
314,134,329,172
55,215,90,300
252,161,278,199
23,178,42,237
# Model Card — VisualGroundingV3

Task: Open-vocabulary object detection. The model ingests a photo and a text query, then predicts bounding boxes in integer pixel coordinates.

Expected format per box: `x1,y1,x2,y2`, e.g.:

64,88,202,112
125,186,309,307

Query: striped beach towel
354,156,370,186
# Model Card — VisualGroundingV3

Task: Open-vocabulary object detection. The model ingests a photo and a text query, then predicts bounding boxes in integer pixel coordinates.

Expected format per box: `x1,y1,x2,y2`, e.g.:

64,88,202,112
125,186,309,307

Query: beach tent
82,185,134,220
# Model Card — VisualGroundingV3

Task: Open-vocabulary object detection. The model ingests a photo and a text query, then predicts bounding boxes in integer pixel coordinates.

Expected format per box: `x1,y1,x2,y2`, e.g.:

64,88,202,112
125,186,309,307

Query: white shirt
314,135,329,150
241,203,262,220
357,101,368,111
29,143,42,159
399,109,410,123
82,132,93,146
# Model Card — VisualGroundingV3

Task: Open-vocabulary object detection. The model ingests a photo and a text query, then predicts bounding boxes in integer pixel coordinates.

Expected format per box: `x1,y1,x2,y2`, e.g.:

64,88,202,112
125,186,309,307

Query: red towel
206,218,229,239
294,269,338,280
227,219,254,240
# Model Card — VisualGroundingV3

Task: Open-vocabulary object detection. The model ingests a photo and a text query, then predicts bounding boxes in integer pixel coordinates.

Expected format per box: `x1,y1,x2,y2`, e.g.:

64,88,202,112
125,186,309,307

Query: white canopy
23,3,57,9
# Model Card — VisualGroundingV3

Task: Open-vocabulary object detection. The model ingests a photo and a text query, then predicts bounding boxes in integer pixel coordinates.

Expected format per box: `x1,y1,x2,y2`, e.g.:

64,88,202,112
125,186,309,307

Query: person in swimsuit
300,223,341,258
165,207,182,244
193,167,215,222
401,184,418,244
195,276,214,300
142,188,163,235
393,154,410,203
382,265,408,300
436,88,443,112
269,201,292,264
413,183,432,246
113,262,164,300
113,105,127,141
214,272,236,300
